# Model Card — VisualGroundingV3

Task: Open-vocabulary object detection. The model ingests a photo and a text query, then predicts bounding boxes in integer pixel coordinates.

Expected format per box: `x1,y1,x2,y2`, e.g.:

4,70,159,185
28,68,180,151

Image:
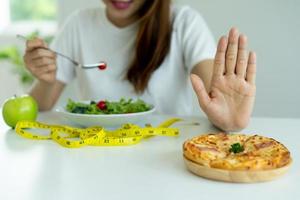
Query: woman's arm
191,28,257,131
29,80,65,111
191,59,214,92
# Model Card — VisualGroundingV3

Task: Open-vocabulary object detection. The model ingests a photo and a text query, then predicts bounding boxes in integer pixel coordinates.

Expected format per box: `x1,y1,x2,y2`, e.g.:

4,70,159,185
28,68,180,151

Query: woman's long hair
126,0,172,93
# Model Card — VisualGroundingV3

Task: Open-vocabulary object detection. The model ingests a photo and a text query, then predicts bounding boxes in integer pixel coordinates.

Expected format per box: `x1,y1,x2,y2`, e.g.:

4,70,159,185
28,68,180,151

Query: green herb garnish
66,98,152,115
229,143,244,153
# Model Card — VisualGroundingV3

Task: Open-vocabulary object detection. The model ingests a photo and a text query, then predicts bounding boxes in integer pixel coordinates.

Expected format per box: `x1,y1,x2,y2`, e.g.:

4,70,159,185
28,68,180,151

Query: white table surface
0,111,299,200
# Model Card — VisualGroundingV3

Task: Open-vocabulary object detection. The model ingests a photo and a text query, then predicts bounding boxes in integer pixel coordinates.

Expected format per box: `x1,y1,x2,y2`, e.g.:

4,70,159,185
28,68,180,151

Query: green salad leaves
66,98,152,115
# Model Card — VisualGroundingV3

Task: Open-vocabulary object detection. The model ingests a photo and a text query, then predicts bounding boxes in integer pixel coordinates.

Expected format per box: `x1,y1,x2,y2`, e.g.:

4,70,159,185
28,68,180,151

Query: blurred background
0,0,299,118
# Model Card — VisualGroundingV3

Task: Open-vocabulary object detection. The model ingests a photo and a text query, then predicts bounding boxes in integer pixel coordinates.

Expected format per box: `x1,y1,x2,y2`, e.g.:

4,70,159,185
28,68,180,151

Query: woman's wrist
208,117,249,132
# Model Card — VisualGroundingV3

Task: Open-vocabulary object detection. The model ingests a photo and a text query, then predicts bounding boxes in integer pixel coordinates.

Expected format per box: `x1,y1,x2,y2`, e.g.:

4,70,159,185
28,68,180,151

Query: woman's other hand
24,38,57,83
191,28,256,131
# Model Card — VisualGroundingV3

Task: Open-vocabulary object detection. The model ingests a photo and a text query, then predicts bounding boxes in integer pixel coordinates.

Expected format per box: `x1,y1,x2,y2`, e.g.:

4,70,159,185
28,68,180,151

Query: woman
24,0,256,131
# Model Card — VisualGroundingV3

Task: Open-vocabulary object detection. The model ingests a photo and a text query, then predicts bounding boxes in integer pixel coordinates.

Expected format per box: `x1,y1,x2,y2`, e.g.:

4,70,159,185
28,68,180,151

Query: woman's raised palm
191,28,257,131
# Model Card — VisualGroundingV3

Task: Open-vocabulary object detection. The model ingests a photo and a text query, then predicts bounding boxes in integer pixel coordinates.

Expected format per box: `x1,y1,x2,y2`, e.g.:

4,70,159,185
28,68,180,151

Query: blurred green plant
0,31,53,85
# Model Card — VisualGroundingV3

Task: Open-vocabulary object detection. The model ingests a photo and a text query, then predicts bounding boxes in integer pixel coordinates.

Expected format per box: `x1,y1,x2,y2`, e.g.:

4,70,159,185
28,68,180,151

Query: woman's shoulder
171,5,207,30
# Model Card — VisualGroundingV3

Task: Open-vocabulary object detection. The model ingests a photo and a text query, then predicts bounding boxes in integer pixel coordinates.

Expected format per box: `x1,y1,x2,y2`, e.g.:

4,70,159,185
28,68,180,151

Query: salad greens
66,98,152,115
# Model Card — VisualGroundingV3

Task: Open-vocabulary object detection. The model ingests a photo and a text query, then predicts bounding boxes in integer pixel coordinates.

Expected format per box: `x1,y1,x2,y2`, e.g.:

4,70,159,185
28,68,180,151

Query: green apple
2,95,38,128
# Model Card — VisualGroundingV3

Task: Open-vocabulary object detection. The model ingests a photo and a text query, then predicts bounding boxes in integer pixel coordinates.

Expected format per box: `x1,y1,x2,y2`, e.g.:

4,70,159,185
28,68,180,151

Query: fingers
236,35,248,78
26,38,47,52
29,63,57,76
216,27,256,84
246,52,257,85
24,51,56,71
31,57,56,68
190,74,211,109
23,38,57,83
38,64,57,74
213,36,228,77
29,48,56,60
38,71,57,83
225,28,239,75
34,64,56,76
25,38,55,62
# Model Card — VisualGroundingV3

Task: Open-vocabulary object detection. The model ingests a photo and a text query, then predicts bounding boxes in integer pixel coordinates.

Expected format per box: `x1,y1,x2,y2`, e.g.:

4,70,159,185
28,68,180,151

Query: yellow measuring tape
15,118,181,148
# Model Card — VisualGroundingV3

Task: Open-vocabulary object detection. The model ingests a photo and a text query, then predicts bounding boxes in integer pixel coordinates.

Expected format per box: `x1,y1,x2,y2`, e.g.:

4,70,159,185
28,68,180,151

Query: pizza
183,133,291,171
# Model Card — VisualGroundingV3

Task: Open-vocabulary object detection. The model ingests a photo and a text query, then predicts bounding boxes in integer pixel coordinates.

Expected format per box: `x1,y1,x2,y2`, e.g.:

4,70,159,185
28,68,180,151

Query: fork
17,34,107,70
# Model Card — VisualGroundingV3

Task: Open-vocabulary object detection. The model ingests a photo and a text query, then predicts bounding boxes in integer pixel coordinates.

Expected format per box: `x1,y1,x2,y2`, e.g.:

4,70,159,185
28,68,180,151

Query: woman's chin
106,8,137,27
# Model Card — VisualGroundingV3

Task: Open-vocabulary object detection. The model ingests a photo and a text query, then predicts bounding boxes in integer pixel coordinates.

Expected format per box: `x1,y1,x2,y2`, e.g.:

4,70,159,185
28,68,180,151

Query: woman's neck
105,10,139,28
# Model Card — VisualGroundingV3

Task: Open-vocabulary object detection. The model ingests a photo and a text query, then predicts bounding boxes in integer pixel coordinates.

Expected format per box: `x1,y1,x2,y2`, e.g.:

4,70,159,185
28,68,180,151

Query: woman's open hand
191,28,256,131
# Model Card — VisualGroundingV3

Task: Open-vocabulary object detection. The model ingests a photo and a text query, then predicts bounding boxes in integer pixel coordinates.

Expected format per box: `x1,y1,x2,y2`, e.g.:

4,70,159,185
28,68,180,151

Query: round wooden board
183,156,292,183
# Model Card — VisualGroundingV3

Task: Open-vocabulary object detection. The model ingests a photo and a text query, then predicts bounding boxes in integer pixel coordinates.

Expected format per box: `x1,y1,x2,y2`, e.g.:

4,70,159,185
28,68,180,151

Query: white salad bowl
55,104,156,128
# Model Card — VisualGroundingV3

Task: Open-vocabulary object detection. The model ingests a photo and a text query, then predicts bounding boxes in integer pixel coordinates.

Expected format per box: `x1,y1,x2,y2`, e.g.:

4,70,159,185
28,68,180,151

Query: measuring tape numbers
15,118,181,148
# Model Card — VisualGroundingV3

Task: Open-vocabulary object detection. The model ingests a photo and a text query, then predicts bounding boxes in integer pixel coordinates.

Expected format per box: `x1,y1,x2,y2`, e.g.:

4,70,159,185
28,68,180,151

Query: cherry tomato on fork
98,62,107,70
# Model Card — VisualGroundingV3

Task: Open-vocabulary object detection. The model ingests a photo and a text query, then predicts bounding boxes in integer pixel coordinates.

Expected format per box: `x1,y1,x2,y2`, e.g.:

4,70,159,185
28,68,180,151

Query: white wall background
0,0,299,118
179,0,300,118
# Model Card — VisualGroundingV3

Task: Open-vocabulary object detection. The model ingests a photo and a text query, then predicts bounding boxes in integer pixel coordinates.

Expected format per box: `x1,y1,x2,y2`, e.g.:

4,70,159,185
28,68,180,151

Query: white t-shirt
51,5,216,115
